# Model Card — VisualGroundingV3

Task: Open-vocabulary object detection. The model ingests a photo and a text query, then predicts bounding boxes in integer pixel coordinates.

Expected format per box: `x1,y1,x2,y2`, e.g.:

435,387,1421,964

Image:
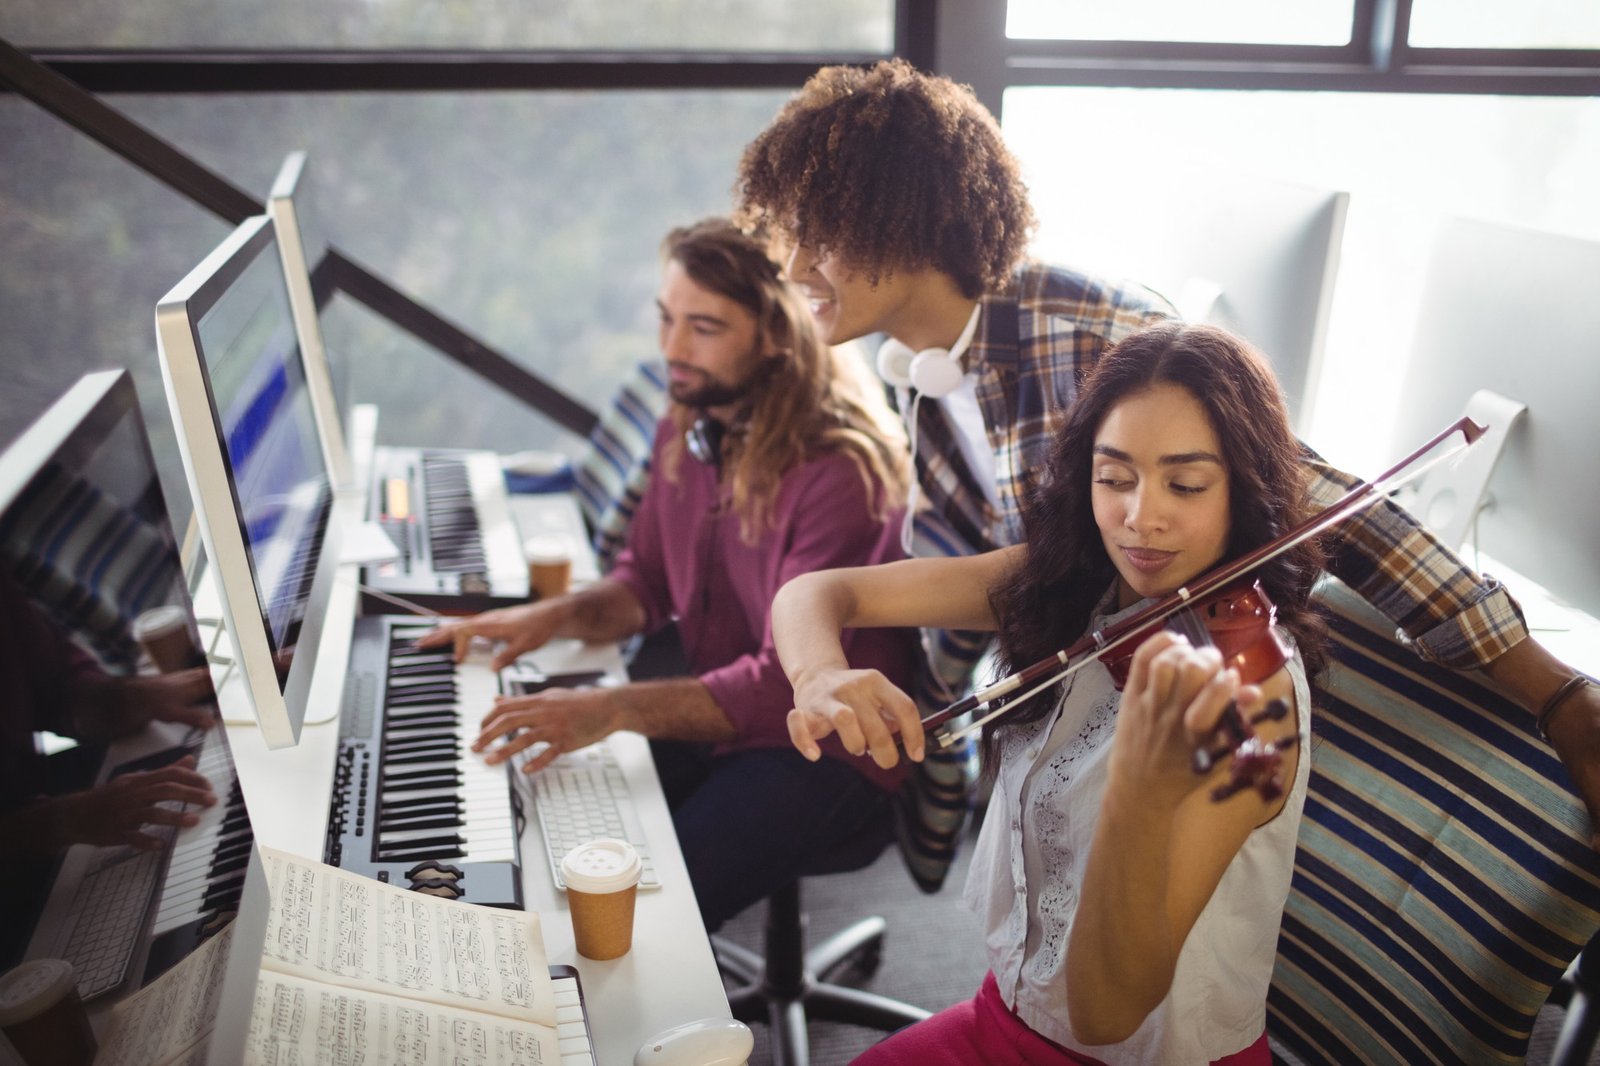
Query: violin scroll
1192,697,1298,802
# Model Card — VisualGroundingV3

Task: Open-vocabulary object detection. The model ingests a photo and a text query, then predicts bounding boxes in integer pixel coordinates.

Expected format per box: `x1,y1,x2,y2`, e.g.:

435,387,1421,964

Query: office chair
1267,577,1600,1064
710,690,977,1066
572,359,668,570
713,817,932,1066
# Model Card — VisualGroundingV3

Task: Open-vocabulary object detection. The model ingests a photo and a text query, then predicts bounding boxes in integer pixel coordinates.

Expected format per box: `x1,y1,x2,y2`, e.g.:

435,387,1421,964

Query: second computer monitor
1392,215,1600,619
1030,169,1348,432
269,149,354,492
155,214,341,749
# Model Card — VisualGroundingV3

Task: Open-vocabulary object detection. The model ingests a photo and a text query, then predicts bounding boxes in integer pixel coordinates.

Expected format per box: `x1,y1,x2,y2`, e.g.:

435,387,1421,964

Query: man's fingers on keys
489,636,535,673
475,702,530,750
480,728,538,765
137,805,202,829
412,624,452,649
517,743,563,776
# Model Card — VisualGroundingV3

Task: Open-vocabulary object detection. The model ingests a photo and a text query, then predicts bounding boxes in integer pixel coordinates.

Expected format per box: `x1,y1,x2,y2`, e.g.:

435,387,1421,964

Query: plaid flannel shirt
909,261,1527,704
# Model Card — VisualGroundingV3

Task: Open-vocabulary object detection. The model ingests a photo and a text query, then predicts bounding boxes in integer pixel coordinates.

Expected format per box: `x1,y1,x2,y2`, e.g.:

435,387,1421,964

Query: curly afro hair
736,59,1035,300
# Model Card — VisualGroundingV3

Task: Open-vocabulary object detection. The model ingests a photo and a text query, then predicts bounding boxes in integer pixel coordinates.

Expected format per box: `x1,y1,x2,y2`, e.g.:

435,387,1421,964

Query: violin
917,415,1488,801
1100,579,1299,802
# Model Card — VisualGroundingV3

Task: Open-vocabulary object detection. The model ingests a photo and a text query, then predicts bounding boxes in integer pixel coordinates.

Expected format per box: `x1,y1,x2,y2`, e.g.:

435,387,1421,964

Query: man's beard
669,373,751,409
668,357,774,409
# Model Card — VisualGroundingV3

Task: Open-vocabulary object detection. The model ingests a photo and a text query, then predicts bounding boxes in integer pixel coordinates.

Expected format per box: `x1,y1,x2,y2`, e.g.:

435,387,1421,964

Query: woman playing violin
772,321,1326,1065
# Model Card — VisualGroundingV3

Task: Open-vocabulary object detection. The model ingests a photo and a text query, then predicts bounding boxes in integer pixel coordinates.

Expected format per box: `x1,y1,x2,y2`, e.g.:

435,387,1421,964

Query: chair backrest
572,360,669,570
1269,577,1600,1064
893,505,987,894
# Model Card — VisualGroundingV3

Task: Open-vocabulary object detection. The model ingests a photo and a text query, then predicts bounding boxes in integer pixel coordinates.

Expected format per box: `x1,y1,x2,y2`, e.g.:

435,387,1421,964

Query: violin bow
924,415,1486,748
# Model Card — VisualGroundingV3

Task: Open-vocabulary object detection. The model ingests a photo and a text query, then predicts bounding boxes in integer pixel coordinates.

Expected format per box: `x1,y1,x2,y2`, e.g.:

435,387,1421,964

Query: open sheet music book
245,847,562,1065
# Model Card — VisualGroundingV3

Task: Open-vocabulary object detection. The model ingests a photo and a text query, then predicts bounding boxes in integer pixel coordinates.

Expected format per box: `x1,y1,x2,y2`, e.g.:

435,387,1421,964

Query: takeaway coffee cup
561,838,643,960
525,534,574,601
0,959,96,1066
132,604,203,673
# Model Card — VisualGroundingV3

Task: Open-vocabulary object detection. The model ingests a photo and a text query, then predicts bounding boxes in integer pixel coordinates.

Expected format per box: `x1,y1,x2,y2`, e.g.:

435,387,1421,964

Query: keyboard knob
406,860,464,884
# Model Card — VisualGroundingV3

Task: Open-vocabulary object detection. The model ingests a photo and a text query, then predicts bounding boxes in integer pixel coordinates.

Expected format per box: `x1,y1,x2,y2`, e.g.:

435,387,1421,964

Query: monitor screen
156,214,340,749
0,369,268,1063
1392,215,1600,619
1027,166,1347,432
269,150,353,492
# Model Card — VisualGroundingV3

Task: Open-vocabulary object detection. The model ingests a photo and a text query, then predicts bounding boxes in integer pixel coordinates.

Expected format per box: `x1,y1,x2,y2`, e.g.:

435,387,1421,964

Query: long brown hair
659,218,910,541
987,322,1326,737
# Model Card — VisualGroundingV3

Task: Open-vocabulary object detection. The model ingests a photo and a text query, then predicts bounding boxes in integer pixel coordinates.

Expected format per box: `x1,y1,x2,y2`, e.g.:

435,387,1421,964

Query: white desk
215,489,730,1065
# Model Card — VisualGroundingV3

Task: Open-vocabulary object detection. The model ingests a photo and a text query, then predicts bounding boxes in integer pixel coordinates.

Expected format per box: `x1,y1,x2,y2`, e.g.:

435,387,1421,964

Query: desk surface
215,489,729,1066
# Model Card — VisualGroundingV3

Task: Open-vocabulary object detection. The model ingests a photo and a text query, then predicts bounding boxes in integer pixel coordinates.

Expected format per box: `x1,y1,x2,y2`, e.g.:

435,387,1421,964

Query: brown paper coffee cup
524,535,573,601
0,959,97,1066
561,839,642,960
132,605,203,673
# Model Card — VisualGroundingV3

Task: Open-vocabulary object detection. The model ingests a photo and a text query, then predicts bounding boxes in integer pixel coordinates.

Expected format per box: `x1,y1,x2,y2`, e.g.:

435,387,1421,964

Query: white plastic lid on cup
523,533,572,565
0,959,75,1026
560,838,642,894
131,604,189,640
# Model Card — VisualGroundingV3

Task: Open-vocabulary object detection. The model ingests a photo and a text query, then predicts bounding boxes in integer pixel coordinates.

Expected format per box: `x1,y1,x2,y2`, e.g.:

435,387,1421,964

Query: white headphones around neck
874,304,983,400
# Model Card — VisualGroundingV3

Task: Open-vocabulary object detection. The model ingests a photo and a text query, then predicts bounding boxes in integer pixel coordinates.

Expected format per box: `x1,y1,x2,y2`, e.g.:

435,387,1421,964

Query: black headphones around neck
685,415,726,468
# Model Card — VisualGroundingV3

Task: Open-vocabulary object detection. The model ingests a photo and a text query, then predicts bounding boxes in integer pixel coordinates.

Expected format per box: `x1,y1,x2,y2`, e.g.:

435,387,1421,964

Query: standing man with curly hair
736,58,1600,846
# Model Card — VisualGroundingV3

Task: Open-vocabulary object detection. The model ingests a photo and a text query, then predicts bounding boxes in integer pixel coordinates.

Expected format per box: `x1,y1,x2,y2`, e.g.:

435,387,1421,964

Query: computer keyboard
60,846,165,1000
522,741,660,892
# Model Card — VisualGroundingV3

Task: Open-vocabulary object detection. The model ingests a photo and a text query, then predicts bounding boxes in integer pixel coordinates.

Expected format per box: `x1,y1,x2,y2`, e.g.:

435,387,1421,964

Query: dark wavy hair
987,322,1326,740
735,59,1034,300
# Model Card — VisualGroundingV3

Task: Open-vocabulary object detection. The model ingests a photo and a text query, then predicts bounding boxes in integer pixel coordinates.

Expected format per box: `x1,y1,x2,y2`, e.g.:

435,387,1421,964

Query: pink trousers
852,972,1271,1066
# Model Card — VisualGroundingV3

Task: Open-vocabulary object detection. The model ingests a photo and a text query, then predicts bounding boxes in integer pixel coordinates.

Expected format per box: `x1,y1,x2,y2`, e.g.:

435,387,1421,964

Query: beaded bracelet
1537,674,1595,743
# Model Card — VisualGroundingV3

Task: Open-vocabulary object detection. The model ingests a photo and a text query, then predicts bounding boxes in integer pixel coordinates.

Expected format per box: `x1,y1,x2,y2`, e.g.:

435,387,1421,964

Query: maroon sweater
609,420,915,793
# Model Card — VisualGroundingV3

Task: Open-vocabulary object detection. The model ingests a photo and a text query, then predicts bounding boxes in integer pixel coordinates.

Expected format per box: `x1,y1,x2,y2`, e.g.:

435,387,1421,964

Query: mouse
633,1017,754,1066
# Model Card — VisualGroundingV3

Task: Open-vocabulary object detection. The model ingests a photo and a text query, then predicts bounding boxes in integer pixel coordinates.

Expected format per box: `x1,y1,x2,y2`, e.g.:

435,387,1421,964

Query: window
1409,0,1600,50
1005,0,1353,46
1004,85,1600,474
1,1,893,53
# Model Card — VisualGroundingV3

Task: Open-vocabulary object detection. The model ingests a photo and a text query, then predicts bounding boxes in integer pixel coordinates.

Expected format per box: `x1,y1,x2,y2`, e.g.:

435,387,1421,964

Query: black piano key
379,807,463,829
377,832,465,853
380,815,464,833
380,769,463,787
384,749,463,767
379,795,464,815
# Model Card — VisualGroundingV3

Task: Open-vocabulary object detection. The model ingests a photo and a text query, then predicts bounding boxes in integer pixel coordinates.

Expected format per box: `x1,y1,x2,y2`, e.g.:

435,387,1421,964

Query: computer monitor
1391,215,1600,619
0,369,267,1062
268,149,354,492
155,214,341,749
1028,169,1348,432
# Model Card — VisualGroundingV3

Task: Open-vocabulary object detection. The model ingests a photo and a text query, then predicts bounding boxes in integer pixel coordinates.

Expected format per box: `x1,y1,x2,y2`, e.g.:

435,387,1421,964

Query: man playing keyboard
421,217,920,930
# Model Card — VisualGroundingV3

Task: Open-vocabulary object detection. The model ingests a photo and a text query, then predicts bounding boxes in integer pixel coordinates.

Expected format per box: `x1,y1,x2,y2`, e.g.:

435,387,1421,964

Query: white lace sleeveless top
964,592,1312,1064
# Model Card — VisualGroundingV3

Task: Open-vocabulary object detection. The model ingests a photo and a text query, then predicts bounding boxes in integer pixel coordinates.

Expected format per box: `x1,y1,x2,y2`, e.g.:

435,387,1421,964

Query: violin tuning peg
1247,698,1290,726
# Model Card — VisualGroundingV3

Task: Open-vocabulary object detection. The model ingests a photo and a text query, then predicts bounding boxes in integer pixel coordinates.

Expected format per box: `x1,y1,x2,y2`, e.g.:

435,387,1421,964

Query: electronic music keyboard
140,727,252,981
362,447,527,613
36,726,253,999
323,616,523,908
